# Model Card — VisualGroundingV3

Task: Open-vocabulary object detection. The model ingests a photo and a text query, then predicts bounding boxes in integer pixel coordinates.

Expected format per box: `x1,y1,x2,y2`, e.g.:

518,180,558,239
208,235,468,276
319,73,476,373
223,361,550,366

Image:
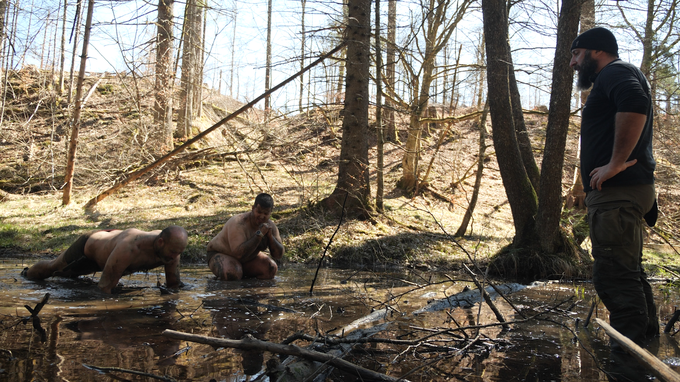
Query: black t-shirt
580,59,655,192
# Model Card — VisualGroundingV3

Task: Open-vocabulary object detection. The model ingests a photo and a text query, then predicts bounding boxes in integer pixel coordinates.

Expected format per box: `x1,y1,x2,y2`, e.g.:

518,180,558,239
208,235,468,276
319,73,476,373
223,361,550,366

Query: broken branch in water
162,329,407,382
310,191,348,296
23,293,50,343
83,364,178,382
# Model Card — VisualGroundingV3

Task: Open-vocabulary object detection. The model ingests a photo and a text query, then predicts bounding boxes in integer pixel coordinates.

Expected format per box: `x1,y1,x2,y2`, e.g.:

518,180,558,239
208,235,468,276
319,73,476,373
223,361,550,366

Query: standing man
24,225,188,293
207,193,284,280
570,27,658,350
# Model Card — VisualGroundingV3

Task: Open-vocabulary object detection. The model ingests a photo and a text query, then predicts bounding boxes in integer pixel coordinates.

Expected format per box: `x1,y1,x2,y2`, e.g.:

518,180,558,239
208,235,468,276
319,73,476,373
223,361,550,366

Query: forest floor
1,67,680,280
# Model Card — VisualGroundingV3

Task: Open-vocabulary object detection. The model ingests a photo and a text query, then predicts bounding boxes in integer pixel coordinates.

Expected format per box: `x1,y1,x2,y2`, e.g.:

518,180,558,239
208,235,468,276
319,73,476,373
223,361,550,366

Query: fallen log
162,329,406,382
413,282,526,315
272,322,395,382
594,318,680,382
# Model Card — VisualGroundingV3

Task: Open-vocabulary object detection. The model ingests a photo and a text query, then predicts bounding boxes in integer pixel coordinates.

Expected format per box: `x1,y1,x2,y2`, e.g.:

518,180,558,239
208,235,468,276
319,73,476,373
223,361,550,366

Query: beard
576,51,598,90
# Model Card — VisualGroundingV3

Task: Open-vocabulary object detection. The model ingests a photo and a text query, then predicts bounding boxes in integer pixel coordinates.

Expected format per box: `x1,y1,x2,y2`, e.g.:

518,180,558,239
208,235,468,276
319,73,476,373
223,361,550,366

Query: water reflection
0,261,679,381
205,297,273,376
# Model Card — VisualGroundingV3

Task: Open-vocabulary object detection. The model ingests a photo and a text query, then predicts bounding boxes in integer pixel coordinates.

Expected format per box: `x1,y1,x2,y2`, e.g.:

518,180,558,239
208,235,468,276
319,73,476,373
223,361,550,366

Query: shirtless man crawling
23,225,188,293
207,193,284,280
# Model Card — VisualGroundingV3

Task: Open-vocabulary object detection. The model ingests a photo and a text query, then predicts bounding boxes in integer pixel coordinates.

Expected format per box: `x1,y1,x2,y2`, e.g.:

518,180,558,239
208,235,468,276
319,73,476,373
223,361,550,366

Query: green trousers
586,184,658,349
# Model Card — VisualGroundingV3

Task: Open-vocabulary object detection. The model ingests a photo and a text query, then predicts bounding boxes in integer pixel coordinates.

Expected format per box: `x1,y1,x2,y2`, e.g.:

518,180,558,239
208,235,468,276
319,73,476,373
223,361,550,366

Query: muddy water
1,258,679,381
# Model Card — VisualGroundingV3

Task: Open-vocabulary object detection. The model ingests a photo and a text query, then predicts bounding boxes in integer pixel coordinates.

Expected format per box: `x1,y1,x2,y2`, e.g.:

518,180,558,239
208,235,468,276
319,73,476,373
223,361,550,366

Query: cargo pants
586,184,658,350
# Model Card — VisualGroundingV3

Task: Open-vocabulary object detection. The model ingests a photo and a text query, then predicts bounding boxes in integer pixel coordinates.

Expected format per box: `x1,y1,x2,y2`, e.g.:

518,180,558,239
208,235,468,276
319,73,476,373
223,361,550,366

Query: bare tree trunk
456,101,489,237
299,0,306,113
153,0,174,152
384,0,397,141
0,0,13,127
62,0,94,206
177,0,203,138
0,0,5,54
509,59,540,191
482,0,536,244
323,0,372,217
375,0,384,212
197,3,206,118
398,0,471,192
58,0,67,95
264,0,272,114
67,0,83,104
565,0,593,210
229,1,236,97
535,0,582,252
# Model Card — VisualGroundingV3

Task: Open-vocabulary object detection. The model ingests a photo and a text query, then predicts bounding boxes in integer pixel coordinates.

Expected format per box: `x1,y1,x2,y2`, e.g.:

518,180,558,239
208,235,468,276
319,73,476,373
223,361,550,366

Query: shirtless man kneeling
24,225,188,293
207,193,284,280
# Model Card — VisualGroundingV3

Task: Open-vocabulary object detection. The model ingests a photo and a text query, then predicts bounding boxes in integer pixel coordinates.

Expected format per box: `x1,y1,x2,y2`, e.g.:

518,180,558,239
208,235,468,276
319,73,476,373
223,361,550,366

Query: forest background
1,0,680,280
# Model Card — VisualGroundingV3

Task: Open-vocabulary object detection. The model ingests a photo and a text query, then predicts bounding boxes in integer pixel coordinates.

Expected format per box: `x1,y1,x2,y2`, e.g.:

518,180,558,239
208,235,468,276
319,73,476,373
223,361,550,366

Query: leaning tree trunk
62,0,94,206
455,101,489,237
323,0,372,217
67,0,83,104
481,0,537,244
153,0,174,152
535,0,583,253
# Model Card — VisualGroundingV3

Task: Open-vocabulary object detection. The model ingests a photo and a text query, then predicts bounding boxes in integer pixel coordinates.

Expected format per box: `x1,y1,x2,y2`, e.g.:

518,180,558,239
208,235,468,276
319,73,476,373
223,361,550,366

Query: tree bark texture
566,0,593,210
177,0,204,138
536,0,583,253
384,0,397,141
154,0,174,151
482,0,537,243
325,0,372,216
508,62,540,192
375,0,384,212
62,0,94,206
299,0,306,113
58,0,67,95
264,0,272,113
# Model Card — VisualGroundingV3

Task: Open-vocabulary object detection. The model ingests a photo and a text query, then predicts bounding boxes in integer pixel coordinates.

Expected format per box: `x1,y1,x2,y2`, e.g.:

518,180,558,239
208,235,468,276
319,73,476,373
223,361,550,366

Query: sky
13,0,660,113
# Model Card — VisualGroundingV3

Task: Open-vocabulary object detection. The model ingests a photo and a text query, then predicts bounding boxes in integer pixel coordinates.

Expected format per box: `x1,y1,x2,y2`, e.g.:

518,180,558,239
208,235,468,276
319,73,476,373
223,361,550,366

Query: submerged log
413,282,525,315
595,318,680,382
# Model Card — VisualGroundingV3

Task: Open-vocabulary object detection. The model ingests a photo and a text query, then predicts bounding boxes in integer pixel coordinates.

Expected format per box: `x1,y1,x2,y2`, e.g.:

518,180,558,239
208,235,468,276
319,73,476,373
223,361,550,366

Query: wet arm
164,258,181,289
98,251,129,294
267,227,284,261
237,235,266,263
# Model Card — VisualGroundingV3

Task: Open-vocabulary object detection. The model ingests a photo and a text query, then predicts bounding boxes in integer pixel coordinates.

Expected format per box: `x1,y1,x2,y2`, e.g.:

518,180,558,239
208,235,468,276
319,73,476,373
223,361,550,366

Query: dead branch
23,293,50,343
462,264,508,329
665,309,680,333
595,318,680,382
162,330,407,382
310,191,348,295
85,42,347,208
83,364,177,382
418,109,483,124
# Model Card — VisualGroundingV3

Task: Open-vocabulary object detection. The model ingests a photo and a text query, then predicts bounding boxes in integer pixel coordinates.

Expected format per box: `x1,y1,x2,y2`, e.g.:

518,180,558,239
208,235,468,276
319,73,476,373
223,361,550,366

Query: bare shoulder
224,212,249,230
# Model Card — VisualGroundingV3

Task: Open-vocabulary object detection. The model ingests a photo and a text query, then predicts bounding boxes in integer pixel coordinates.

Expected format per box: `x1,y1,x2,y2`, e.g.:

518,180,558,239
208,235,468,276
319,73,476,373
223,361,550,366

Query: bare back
84,229,163,272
